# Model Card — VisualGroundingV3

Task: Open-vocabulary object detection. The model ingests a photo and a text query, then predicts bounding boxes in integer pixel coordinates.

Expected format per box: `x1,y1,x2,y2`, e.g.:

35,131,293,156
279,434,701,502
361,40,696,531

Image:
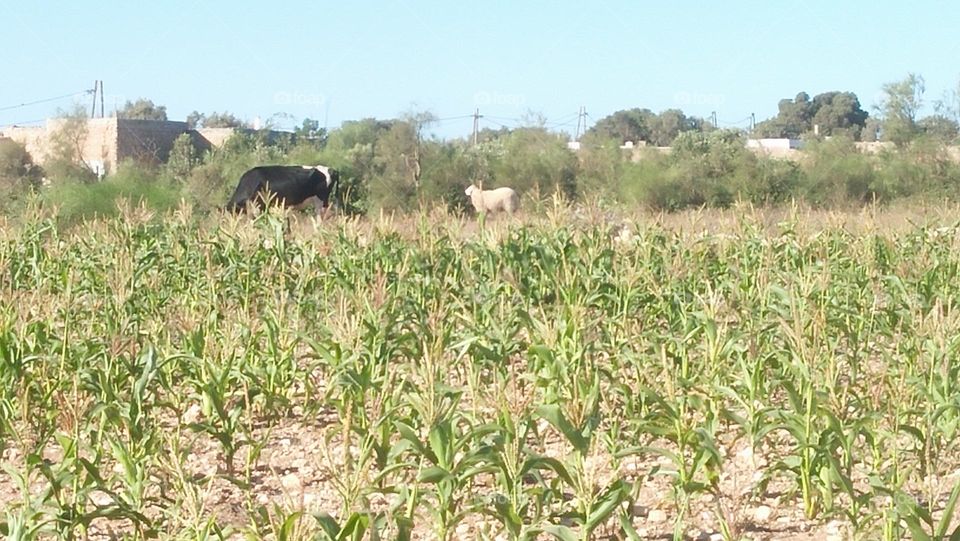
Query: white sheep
465,184,520,214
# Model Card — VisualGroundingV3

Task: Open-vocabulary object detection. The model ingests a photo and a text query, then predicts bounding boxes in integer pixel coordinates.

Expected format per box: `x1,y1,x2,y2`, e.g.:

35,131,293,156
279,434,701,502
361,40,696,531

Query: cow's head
312,166,340,211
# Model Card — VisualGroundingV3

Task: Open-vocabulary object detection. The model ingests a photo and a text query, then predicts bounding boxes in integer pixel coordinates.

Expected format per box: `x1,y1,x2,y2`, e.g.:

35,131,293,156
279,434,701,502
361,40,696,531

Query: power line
0,88,94,113
1,118,46,126
435,114,474,122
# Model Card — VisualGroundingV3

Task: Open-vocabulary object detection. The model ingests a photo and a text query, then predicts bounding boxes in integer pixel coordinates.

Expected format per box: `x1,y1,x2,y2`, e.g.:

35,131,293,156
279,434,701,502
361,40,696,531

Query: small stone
754,505,773,522
710,534,724,541
183,403,202,424
279,438,292,447
281,473,301,491
648,509,668,523
91,491,113,506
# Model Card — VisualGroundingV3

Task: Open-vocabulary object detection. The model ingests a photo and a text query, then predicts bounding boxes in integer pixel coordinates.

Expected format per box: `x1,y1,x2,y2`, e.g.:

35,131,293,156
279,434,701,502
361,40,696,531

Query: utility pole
90,80,105,118
472,108,482,146
575,106,588,140
91,80,98,118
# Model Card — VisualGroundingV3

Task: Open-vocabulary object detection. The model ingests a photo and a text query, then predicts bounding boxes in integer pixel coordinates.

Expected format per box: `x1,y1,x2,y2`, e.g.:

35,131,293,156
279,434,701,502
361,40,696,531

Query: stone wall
117,119,189,164
0,119,259,174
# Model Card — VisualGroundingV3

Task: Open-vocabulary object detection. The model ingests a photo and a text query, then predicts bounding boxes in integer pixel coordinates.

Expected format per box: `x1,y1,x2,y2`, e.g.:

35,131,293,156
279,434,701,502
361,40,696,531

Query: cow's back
227,165,334,213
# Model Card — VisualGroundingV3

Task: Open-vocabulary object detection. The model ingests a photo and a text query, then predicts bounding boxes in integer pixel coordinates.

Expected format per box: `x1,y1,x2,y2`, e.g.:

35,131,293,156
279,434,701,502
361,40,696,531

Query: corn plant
395,409,498,540
186,354,251,478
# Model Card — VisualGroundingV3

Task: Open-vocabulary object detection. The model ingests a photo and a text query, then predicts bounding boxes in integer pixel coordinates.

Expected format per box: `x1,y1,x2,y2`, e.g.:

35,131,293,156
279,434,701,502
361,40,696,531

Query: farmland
1,202,960,540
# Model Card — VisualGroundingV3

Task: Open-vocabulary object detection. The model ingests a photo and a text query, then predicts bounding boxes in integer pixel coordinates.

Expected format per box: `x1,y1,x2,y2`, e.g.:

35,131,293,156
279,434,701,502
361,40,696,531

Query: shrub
0,139,43,214
43,160,180,225
799,137,879,205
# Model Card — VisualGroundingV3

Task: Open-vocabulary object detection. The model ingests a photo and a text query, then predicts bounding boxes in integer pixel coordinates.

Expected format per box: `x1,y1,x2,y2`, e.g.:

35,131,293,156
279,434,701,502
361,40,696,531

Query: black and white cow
226,165,339,215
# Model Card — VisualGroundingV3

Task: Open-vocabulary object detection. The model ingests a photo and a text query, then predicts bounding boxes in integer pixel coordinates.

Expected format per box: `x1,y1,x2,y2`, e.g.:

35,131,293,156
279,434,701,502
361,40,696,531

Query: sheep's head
465,185,477,196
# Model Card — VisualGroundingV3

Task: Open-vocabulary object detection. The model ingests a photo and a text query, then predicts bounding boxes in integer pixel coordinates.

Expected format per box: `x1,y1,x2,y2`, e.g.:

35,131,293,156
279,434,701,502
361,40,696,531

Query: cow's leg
313,197,328,218
291,196,321,213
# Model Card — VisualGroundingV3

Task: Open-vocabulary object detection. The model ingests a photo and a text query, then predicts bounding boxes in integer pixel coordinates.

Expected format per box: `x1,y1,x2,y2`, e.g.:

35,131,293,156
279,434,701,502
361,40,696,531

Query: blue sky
2,1,958,138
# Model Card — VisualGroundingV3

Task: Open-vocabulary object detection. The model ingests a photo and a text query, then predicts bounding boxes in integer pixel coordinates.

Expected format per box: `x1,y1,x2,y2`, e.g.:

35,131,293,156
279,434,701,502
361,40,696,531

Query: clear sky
2,1,958,139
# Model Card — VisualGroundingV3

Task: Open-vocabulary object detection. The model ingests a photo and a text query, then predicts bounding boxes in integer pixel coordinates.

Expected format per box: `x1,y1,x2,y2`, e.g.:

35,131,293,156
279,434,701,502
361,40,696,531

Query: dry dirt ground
1,405,908,541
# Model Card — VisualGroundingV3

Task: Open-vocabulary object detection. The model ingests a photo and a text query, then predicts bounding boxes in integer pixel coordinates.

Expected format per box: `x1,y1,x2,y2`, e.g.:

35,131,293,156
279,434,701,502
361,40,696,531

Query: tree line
1,73,959,222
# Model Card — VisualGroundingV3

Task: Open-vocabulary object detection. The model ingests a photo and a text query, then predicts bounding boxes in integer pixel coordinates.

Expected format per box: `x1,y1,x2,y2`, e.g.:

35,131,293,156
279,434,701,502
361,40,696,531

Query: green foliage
185,110,204,129
880,73,926,146
798,136,878,205
619,130,789,210
0,139,37,180
42,160,181,224
164,133,199,182
574,137,624,201
754,91,869,139
117,98,168,121
199,111,247,128
585,108,702,146
2,207,960,539
917,114,959,144
293,118,327,144
493,127,577,200
14,100,960,219
0,139,42,214
586,108,654,144
45,106,97,183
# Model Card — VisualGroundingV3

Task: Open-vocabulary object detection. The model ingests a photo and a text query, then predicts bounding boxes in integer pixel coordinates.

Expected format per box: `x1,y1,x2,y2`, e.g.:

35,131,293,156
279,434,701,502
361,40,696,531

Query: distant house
0,118,283,176
745,138,803,159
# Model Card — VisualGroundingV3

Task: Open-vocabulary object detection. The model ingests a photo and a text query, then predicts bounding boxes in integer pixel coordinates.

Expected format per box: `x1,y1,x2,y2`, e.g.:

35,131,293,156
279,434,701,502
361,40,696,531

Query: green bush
799,137,879,205
492,128,578,200
0,139,42,214
43,161,180,225
617,130,795,210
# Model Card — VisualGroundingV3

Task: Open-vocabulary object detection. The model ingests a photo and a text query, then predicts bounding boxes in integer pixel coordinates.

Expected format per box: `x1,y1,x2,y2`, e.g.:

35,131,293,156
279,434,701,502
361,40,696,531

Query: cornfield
1,201,960,541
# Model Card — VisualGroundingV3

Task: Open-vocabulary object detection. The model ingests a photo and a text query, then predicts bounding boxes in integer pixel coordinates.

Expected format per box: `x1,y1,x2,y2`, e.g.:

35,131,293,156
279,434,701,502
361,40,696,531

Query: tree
165,133,199,181
294,118,326,141
861,117,882,142
879,73,925,146
585,108,655,144
494,127,577,199
365,111,438,211
323,118,394,212
186,110,204,129
918,114,959,143
810,92,869,138
753,92,813,138
47,105,97,182
117,98,168,121
201,111,247,128
0,139,37,180
934,77,960,129
648,109,700,146
0,138,42,209
754,91,869,139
